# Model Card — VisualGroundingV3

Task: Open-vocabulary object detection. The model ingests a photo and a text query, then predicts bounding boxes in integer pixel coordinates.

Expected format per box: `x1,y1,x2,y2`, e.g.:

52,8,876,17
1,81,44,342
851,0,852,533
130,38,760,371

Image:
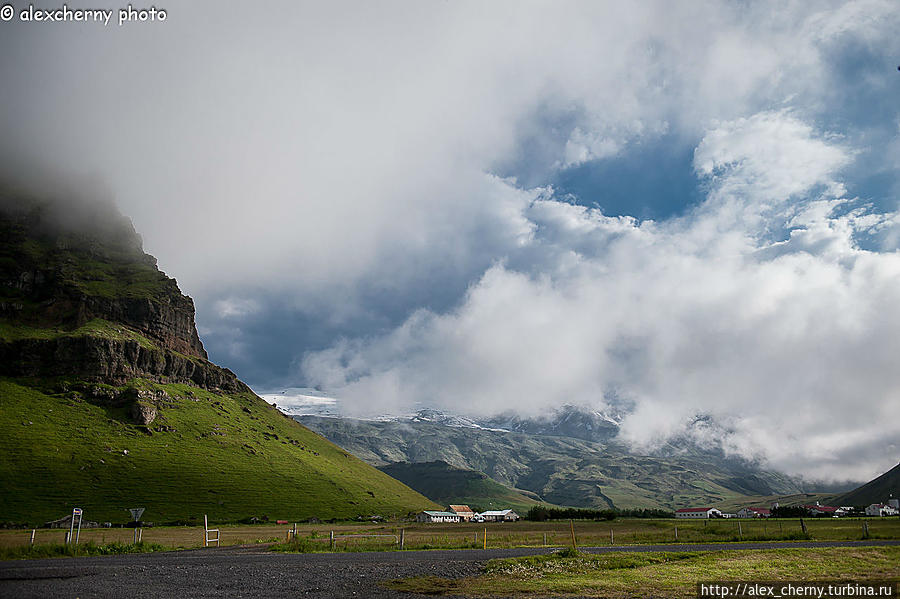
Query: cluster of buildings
675,498,899,519
416,505,520,523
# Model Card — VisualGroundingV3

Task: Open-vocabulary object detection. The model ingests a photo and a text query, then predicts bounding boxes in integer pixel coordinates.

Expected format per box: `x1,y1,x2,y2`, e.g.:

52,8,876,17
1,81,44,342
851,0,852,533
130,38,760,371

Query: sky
2,0,899,481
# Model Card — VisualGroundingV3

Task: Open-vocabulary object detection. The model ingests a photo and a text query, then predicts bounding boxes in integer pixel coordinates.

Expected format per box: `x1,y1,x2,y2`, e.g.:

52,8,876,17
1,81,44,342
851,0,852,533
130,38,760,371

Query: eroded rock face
0,199,242,390
0,336,248,392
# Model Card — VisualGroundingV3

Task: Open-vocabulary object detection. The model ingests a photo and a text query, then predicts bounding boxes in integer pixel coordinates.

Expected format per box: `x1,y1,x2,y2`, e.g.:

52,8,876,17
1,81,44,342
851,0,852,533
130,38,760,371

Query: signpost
128,508,145,544
68,508,83,545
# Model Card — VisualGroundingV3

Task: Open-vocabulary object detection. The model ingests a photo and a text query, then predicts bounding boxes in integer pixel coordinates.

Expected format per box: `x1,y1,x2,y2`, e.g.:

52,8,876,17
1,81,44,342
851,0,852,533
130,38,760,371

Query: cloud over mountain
2,1,899,480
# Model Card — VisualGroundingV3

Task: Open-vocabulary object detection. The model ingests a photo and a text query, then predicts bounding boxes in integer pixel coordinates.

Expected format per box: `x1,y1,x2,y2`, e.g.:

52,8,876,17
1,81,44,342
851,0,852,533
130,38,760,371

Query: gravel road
1,540,897,599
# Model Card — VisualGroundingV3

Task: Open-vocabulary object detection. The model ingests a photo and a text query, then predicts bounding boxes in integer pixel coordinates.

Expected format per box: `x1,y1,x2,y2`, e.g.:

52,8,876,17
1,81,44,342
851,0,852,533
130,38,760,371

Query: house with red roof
802,503,847,517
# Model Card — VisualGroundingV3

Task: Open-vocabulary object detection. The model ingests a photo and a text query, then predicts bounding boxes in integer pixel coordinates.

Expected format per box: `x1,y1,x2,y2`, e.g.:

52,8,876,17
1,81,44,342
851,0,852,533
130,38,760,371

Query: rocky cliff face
0,191,243,391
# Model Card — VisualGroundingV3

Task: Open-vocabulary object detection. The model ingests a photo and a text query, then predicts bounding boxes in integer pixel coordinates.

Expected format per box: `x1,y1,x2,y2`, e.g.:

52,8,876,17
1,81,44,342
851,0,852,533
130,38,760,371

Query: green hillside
834,463,900,507
378,461,544,513
0,192,437,525
0,378,436,525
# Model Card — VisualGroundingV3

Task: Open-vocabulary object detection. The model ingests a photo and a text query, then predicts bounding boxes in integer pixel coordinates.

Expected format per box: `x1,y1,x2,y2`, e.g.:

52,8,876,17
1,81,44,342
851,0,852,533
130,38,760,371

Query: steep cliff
0,188,437,524
0,190,236,388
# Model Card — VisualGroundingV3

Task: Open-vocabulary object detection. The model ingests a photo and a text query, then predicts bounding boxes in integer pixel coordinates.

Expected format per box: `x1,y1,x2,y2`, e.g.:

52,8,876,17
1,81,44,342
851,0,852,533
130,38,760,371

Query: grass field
0,378,437,525
3,518,896,556
384,546,900,597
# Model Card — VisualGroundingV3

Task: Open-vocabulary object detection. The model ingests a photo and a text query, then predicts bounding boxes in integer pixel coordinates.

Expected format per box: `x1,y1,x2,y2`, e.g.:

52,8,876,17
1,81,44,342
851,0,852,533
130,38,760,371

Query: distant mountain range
297,405,829,511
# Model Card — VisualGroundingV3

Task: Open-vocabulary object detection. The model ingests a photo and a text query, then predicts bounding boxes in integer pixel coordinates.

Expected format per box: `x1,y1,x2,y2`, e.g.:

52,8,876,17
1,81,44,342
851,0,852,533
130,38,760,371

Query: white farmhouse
675,507,722,519
865,503,899,517
736,507,771,518
479,509,520,522
416,511,461,523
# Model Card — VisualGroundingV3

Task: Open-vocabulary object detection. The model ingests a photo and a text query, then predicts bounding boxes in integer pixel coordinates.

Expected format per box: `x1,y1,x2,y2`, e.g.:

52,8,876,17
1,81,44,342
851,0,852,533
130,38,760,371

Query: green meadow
0,377,437,526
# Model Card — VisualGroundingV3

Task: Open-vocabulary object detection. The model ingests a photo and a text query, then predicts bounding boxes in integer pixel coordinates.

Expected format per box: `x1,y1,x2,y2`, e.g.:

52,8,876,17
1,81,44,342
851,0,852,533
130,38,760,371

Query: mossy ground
0,377,437,526
384,546,900,597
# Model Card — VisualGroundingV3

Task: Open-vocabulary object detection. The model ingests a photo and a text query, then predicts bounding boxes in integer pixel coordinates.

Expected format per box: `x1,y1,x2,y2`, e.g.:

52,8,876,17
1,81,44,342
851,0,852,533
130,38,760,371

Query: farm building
736,507,771,518
865,503,899,517
674,507,722,519
802,504,846,517
415,511,461,523
479,509,520,522
449,505,475,521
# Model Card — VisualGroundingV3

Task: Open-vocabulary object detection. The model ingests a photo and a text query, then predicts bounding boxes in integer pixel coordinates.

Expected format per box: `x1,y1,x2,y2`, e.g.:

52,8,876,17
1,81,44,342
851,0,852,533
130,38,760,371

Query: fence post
330,530,335,550
569,520,577,551
65,531,70,545
400,529,405,549
610,529,614,545
738,522,743,540
543,532,547,546
863,520,869,539
800,518,807,535
30,529,35,547
674,526,678,540
483,527,486,550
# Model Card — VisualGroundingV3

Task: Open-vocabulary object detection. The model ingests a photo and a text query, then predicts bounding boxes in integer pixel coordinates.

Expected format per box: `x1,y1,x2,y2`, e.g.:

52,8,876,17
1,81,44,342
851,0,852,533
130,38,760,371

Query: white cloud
303,111,900,481
3,1,899,480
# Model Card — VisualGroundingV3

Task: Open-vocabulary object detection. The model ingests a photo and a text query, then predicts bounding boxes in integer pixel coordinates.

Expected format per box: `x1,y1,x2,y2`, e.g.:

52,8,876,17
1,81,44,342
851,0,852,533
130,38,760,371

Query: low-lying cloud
303,112,900,481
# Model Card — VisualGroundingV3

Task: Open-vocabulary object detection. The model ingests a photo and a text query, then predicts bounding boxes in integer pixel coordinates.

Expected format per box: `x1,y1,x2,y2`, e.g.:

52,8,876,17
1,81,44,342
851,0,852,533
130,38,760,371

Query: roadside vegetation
0,541,166,561
3,517,896,558
383,546,900,597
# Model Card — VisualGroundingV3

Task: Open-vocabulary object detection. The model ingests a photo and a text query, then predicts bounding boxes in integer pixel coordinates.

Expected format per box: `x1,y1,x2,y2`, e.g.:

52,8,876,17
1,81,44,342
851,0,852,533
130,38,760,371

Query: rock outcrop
0,192,242,391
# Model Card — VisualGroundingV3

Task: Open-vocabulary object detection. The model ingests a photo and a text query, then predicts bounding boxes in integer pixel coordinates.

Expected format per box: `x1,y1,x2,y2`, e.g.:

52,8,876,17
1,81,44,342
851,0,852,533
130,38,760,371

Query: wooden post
30,529,35,547
863,520,869,538
543,532,547,546
133,527,138,544
138,528,142,543
400,528,405,549
483,527,486,550
610,529,614,545
330,530,335,550
738,521,742,540
569,519,577,551
293,523,297,539
800,518,807,535
204,515,208,547
779,521,783,533
674,525,678,540
64,531,70,545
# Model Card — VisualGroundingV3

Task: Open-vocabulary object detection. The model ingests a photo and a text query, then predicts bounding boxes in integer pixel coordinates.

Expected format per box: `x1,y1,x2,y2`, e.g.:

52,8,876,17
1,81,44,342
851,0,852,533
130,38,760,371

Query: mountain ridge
297,413,807,511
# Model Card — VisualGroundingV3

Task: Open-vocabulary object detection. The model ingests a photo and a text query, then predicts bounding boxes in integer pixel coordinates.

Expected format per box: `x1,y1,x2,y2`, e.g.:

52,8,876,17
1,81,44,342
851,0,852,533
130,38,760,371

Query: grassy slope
378,461,543,513
834,462,900,507
0,378,437,526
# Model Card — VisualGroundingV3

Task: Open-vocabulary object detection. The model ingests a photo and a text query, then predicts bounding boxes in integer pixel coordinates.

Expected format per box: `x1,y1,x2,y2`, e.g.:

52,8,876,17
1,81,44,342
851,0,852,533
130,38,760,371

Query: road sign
73,508,82,516
129,508,145,522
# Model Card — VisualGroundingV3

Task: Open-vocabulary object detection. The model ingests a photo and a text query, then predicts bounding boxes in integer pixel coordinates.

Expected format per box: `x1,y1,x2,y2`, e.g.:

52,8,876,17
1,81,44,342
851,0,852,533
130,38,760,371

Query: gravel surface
1,540,897,598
